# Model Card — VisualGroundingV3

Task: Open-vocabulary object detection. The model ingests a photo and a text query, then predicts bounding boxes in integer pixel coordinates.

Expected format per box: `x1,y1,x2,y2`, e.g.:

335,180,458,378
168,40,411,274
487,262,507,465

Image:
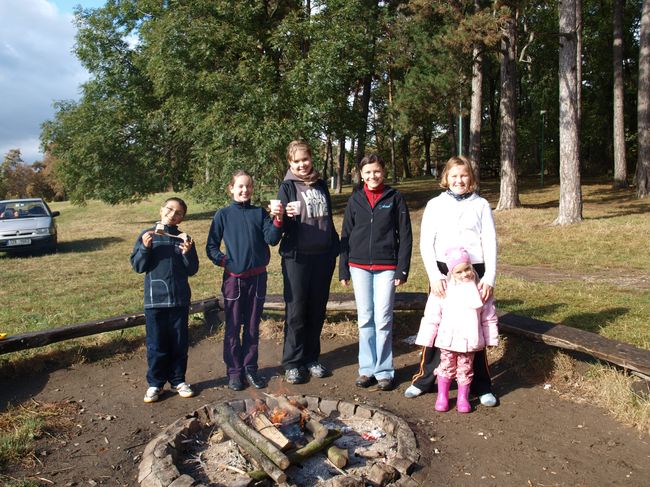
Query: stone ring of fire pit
138,395,421,486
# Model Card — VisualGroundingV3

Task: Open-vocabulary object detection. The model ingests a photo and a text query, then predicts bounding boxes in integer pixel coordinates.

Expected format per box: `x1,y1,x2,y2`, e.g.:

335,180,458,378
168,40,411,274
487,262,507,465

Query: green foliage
39,0,645,202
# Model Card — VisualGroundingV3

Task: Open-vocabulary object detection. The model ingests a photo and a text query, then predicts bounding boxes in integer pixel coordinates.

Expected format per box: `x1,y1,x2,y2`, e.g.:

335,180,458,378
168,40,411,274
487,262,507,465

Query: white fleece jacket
419,191,497,287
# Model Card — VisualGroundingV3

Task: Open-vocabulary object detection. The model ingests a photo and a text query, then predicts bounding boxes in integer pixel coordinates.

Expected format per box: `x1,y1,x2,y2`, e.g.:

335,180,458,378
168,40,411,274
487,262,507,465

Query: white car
0,198,60,254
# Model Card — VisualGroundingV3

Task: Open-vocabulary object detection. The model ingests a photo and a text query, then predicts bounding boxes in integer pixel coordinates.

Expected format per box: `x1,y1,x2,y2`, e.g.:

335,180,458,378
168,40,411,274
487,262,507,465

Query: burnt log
213,403,290,470
250,412,292,451
249,429,343,481
327,445,349,468
212,413,287,484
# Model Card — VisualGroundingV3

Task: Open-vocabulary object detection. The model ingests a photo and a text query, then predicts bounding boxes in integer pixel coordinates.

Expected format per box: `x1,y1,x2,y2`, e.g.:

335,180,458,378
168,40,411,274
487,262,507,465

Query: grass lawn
0,176,648,367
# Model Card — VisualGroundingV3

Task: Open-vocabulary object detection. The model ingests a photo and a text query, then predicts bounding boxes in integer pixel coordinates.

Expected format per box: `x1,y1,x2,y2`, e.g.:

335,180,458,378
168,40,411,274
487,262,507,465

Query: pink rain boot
456,382,472,413
435,377,451,412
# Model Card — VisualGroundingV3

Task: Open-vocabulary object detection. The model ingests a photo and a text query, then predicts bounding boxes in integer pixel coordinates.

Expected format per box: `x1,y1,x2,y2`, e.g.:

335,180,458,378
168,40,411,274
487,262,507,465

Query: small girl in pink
414,247,499,413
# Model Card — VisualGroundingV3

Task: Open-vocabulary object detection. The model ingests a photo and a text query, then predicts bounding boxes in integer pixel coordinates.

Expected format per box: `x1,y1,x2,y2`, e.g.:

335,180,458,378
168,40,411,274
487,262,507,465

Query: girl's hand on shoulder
340,279,349,287
478,282,493,302
142,232,153,248
432,279,447,298
394,279,404,287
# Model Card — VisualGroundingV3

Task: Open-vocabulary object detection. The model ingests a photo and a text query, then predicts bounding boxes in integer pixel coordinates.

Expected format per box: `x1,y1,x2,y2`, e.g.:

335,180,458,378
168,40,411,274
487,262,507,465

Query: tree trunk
576,0,582,170
336,136,345,194
555,0,583,224
462,113,470,157
469,43,483,190
613,0,627,189
496,4,520,210
422,125,432,176
401,135,412,179
356,74,373,166
638,0,650,198
323,135,331,181
448,110,457,156
388,63,398,183
488,71,499,162
348,137,356,185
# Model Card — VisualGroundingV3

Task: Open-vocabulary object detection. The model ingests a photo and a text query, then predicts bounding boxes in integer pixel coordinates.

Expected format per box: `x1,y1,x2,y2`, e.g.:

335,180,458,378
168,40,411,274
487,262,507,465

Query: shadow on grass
563,307,629,334
499,300,629,335
497,300,566,318
522,200,559,210
487,303,629,400
586,204,650,219
57,236,124,253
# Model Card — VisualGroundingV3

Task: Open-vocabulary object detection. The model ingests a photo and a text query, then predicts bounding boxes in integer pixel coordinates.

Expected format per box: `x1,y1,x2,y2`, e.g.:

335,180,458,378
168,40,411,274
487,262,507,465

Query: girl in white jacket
406,155,499,407
415,247,498,413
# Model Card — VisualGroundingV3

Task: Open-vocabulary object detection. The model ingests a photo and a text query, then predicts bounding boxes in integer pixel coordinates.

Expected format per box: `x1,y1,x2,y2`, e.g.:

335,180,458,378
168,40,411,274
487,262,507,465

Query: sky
0,0,106,163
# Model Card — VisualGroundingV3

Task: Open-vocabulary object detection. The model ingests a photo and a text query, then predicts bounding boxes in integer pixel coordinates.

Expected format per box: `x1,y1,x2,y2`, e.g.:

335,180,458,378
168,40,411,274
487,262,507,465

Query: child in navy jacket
206,170,283,391
131,197,199,403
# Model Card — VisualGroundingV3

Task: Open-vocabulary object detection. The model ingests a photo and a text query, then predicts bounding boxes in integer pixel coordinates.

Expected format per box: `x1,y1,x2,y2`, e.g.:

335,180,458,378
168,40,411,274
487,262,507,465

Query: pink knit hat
445,246,471,273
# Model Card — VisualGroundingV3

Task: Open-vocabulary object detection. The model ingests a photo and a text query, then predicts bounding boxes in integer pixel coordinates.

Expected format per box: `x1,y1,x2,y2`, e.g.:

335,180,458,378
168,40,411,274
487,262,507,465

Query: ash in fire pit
138,395,420,487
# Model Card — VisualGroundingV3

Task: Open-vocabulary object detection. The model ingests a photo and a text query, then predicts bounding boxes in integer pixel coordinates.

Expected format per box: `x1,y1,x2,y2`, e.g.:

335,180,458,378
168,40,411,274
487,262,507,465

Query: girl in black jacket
277,140,340,384
339,154,412,391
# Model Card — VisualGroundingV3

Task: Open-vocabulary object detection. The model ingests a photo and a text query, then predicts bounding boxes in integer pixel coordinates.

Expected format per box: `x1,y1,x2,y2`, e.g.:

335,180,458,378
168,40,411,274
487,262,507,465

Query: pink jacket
415,282,499,353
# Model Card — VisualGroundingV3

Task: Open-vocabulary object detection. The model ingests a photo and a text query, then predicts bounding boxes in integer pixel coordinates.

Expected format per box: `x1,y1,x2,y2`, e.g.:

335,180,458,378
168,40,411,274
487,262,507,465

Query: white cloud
0,0,92,163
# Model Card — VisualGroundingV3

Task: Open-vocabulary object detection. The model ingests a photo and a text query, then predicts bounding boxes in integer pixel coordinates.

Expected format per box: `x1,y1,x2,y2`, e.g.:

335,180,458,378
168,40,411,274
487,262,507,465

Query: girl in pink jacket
415,247,499,413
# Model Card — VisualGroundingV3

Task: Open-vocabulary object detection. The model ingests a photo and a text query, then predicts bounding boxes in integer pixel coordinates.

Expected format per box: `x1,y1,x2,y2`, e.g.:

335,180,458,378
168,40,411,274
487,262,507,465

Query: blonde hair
439,156,477,193
286,140,312,163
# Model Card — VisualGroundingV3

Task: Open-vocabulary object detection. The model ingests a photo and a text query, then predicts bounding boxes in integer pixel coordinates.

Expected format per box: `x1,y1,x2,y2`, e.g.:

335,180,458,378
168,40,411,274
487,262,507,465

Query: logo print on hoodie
301,188,329,218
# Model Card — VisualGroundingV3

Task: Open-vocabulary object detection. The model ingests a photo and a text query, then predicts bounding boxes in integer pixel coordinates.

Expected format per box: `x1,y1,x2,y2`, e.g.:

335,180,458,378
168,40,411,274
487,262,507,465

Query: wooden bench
1,292,649,380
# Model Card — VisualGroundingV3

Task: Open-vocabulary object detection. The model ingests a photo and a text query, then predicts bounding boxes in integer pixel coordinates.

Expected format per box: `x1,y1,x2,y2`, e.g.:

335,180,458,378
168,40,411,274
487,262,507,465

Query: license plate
7,238,31,246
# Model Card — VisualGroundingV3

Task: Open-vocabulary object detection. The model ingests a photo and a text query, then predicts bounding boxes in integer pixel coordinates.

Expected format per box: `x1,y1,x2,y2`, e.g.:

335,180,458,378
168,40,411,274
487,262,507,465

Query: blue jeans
349,267,396,380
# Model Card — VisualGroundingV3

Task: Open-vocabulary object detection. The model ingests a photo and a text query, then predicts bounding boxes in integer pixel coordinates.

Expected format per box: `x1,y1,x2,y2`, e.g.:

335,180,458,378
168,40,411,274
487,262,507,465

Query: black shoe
228,376,244,391
245,371,267,389
377,378,394,391
355,375,377,388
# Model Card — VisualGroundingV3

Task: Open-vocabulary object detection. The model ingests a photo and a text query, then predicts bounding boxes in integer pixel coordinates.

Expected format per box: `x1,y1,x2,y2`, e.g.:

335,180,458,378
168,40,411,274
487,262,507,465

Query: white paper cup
288,200,302,214
270,199,281,211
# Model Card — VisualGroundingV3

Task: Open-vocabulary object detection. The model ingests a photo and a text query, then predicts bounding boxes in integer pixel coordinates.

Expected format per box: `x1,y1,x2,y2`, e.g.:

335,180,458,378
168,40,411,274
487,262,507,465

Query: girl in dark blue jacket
131,197,199,403
206,170,283,391
339,154,412,391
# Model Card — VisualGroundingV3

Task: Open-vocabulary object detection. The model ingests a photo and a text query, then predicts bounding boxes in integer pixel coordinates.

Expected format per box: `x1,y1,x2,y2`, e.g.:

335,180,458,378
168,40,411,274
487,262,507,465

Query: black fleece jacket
339,185,412,282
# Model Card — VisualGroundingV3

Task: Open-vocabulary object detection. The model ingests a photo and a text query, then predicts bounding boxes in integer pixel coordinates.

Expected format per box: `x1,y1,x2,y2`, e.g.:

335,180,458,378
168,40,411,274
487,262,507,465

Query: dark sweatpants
222,272,267,380
410,262,493,396
144,306,189,388
281,252,336,370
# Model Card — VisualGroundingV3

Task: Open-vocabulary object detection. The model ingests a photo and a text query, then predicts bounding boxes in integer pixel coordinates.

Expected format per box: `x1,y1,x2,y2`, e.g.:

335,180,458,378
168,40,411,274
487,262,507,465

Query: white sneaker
175,382,194,398
479,392,497,407
143,386,161,403
404,385,423,398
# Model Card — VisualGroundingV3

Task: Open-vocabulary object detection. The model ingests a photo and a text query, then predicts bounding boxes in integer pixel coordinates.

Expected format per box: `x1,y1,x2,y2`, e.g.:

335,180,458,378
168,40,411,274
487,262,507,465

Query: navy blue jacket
130,224,199,309
206,201,282,275
339,185,412,282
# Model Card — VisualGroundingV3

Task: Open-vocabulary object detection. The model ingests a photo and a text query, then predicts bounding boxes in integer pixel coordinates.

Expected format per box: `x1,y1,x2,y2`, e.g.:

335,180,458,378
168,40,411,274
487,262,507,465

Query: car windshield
0,202,48,219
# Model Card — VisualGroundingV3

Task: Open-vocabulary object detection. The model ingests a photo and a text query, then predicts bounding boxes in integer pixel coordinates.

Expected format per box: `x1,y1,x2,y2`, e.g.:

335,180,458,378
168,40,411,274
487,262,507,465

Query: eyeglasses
163,206,185,217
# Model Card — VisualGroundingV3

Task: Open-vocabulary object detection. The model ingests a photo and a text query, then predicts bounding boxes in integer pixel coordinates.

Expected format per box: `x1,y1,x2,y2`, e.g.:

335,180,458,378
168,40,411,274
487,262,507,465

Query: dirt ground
1,328,649,487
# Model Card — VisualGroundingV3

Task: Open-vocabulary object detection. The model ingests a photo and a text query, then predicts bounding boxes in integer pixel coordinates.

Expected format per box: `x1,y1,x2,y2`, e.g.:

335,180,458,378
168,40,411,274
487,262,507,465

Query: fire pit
137,394,421,486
